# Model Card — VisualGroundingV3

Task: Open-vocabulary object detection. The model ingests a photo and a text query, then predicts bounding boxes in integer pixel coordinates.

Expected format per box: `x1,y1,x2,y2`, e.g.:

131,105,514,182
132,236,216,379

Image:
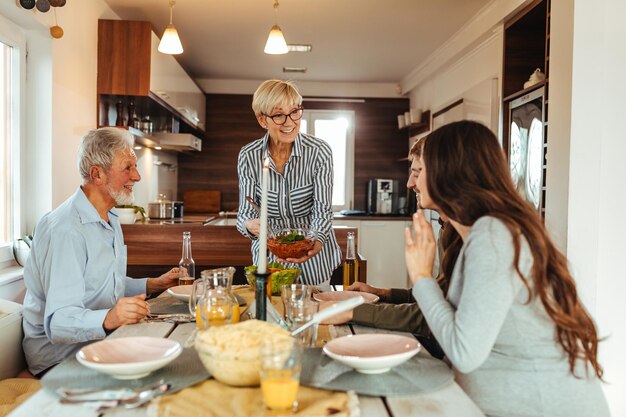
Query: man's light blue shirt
22,187,147,375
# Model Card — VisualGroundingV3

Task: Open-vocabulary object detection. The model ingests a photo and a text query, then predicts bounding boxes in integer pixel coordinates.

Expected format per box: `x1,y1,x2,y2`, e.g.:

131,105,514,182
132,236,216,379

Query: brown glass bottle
342,232,358,288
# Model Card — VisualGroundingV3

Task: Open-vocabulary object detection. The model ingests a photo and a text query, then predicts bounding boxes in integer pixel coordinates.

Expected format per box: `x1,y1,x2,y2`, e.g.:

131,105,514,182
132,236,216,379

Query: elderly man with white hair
22,127,179,377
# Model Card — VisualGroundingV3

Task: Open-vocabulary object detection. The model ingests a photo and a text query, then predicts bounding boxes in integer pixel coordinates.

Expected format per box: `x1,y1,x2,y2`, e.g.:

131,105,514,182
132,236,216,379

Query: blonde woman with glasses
236,80,341,290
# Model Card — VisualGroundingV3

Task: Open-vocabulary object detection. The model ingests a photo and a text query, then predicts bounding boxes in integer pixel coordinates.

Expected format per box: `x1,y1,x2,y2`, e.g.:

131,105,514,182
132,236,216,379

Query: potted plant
115,205,147,224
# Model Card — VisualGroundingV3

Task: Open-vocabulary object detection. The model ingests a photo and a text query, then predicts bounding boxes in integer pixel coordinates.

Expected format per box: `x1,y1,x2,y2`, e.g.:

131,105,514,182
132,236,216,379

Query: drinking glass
260,339,302,415
284,299,319,348
281,284,313,317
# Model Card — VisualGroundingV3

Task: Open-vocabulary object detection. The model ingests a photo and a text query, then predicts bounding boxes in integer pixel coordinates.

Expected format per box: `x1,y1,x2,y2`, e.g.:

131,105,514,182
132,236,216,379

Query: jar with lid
141,115,153,134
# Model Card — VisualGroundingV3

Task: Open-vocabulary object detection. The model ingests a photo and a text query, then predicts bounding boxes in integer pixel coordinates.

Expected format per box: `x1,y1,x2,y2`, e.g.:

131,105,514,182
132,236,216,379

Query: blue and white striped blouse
236,132,341,286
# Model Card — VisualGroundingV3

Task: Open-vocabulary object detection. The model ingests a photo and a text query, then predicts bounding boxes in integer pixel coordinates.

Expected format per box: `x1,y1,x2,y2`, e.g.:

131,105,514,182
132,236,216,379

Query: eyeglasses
263,106,304,125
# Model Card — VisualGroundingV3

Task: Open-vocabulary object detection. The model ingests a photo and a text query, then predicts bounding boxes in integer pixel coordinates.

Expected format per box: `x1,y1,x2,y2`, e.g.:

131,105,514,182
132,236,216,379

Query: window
300,110,355,211
0,18,23,267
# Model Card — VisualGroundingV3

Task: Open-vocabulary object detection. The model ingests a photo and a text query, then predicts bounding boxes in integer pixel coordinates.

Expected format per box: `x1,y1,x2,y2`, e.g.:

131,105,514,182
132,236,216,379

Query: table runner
300,348,454,397
41,347,209,396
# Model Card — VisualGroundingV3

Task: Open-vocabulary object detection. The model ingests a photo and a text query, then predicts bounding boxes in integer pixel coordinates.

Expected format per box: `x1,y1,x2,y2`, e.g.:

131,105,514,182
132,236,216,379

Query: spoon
291,296,365,336
123,383,170,409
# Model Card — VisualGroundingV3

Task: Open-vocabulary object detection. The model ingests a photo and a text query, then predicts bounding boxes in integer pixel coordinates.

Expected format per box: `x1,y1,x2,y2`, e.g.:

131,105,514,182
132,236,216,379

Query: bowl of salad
267,227,315,259
245,262,301,296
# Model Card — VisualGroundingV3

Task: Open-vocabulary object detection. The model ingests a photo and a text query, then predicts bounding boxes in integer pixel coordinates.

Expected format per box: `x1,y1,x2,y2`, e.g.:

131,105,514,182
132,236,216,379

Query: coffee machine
367,179,399,214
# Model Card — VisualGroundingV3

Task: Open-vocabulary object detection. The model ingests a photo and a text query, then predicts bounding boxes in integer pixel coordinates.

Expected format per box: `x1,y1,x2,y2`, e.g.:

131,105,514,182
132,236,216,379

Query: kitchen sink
205,217,237,226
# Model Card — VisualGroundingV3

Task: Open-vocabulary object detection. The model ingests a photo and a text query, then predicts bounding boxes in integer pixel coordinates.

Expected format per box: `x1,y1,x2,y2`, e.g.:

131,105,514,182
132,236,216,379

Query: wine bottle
179,231,195,286
342,232,358,288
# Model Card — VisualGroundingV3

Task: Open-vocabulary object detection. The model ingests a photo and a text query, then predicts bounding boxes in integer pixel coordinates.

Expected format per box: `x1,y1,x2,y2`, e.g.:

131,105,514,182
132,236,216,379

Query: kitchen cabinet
502,0,550,217
97,19,205,138
333,218,410,289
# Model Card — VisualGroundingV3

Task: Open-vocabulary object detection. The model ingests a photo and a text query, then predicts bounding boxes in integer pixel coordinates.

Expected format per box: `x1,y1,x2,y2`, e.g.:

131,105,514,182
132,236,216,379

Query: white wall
405,0,626,413
567,0,626,414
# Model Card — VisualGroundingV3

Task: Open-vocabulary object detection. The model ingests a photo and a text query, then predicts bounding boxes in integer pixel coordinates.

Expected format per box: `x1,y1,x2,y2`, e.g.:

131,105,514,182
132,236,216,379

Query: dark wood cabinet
96,19,205,137
97,20,152,96
502,0,550,217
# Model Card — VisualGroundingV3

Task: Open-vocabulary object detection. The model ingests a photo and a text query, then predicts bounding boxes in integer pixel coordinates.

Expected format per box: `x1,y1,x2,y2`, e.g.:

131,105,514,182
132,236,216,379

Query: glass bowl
194,320,292,387
245,265,300,296
267,227,315,259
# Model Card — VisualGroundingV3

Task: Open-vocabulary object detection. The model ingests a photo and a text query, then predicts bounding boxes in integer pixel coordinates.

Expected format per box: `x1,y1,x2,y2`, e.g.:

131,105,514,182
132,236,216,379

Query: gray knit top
412,216,609,417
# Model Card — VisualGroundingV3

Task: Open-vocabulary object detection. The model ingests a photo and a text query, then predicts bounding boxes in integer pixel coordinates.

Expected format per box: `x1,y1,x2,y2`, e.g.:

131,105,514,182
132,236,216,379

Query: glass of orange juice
260,339,302,415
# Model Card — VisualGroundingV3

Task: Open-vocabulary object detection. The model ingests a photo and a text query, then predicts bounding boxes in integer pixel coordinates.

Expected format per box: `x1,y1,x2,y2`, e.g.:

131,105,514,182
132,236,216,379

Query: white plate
167,285,193,301
314,290,379,303
76,337,182,379
323,334,420,374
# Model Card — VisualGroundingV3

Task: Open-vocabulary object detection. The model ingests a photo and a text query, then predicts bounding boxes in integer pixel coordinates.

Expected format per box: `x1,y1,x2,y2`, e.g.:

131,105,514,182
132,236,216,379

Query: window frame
0,15,25,268
300,109,355,212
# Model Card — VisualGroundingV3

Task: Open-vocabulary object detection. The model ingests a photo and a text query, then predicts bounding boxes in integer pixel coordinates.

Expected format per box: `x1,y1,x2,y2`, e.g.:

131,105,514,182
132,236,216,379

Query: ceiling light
264,0,288,55
287,44,312,53
158,0,183,55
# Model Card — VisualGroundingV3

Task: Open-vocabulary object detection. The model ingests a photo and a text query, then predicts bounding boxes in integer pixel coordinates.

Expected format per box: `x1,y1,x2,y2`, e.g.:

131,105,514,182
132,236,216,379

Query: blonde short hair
252,79,302,116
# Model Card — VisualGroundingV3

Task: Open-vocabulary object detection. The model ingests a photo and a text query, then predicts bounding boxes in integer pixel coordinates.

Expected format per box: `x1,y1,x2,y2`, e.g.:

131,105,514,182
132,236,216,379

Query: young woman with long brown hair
405,121,609,417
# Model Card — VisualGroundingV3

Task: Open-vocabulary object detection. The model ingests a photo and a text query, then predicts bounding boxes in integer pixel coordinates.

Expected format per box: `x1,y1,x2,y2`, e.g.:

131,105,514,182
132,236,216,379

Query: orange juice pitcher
200,267,240,324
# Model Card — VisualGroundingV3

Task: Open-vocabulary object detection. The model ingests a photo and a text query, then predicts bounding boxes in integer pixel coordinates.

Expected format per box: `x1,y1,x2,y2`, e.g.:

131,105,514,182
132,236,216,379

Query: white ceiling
104,0,491,85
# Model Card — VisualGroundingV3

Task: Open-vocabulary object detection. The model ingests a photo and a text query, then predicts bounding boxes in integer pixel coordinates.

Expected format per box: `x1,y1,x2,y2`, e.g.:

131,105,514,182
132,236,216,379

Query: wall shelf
399,110,431,136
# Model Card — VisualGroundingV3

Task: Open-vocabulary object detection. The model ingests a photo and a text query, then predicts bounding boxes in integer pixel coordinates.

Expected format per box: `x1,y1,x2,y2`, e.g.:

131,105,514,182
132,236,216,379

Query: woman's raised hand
405,211,437,284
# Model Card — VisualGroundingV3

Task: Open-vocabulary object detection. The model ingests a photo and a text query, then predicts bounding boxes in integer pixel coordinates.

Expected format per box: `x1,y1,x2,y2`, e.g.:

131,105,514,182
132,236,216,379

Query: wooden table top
9,287,485,417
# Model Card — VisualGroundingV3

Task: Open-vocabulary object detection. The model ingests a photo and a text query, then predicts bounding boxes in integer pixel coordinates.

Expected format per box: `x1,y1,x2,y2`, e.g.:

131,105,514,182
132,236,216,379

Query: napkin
300,348,454,397
148,379,359,417
0,378,41,417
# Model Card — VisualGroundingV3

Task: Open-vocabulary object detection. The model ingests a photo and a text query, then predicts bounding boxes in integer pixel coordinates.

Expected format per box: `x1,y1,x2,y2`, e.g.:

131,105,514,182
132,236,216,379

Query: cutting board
183,190,221,213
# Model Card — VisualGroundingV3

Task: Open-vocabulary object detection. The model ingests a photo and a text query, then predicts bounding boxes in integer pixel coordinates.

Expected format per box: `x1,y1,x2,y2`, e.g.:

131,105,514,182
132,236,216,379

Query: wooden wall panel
177,94,409,211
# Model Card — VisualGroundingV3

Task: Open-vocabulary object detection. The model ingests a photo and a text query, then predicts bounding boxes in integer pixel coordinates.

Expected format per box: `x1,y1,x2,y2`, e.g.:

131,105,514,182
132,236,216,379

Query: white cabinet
149,33,206,131
333,219,410,289
360,221,411,289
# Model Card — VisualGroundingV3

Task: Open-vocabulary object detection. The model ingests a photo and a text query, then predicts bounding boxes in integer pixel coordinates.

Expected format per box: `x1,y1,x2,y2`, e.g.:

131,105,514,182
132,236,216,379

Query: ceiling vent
287,44,312,52
283,67,307,73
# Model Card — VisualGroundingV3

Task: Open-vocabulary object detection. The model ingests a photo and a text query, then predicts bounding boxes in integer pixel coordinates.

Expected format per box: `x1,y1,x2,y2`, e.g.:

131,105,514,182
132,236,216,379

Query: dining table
8,285,486,417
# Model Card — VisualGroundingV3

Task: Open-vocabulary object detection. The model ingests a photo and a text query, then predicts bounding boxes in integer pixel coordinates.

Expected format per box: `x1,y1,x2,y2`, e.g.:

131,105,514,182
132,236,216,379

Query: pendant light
158,0,183,55
264,0,288,55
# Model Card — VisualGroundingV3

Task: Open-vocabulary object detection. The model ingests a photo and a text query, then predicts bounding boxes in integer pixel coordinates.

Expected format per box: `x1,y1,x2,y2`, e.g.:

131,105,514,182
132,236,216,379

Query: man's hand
103,294,149,331
146,267,180,294
346,282,392,301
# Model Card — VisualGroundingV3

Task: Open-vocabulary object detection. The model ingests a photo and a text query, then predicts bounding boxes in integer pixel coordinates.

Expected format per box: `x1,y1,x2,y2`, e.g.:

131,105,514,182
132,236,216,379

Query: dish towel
148,379,359,417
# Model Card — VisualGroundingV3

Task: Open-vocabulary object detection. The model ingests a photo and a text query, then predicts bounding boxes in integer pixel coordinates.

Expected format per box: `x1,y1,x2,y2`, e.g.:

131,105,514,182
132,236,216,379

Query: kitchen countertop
132,213,412,225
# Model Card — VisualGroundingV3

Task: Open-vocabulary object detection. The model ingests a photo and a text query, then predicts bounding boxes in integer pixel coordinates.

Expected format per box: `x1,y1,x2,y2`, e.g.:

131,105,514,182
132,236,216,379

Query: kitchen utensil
57,380,166,402
245,196,261,213
291,295,364,336
59,383,170,408
148,200,174,219
314,290,379,304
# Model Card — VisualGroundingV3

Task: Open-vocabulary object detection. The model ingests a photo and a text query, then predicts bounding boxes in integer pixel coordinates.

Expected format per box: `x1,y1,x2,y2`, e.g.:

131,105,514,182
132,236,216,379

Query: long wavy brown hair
422,120,603,378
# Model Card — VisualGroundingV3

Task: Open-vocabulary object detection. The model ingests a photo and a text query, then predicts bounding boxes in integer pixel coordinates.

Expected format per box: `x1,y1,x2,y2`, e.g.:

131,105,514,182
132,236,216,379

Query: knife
291,296,365,336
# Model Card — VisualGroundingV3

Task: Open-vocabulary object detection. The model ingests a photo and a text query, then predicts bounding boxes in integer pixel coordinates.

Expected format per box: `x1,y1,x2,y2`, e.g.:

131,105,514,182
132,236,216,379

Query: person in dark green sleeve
319,138,459,357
